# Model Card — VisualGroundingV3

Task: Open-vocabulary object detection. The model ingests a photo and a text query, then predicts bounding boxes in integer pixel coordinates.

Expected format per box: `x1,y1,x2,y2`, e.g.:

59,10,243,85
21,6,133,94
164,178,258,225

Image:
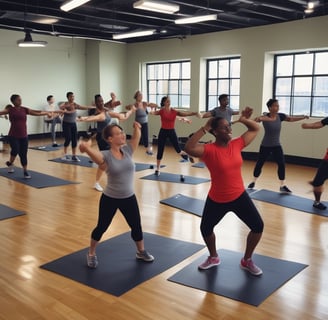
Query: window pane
276,55,293,76
230,59,240,78
162,64,169,79
149,95,156,103
292,97,311,115
181,62,190,79
218,79,229,93
230,79,240,95
293,77,312,96
148,80,157,94
181,95,190,108
294,53,313,75
170,95,179,106
230,96,239,110
156,64,163,79
313,76,328,96
208,61,217,78
315,52,328,75
276,96,291,114
170,63,180,78
181,80,190,95
312,97,328,117
218,60,229,78
208,80,217,95
169,80,179,94
275,78,292,95
158,80,168,94
147,65,155,79
208,96,217,108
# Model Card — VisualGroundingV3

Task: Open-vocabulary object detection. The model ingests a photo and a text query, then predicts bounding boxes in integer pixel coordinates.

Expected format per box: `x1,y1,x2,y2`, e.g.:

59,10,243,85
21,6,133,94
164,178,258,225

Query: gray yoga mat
168,249,308,306
160,194,205,217
141,172,210,185
49,156,97,168
249,189,328,217
192,162,206,168
29,144,62,152
135,163,166,172
0,204,26,221
40,232,204,297
0,167,79,188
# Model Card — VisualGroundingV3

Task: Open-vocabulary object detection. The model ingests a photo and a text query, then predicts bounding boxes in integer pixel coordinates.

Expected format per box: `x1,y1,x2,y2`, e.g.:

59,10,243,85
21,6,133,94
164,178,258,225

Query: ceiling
0,0,327,43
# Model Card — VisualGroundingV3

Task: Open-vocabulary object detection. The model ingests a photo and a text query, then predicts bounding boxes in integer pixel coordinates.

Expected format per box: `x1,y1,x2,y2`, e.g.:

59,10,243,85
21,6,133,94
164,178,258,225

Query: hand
79,139,92,153
133,121,141,129
184,118,192,124
304,115,309,119
196,112,202,118
254,116,262,122
240,106,253,119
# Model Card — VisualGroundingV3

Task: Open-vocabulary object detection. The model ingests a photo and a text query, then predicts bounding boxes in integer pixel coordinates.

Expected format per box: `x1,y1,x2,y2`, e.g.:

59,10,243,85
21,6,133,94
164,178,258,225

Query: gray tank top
63,104,77,123
261,113,287,147
97,112,111,133
210,107,234,123
102,144,135,198
135,107,148,124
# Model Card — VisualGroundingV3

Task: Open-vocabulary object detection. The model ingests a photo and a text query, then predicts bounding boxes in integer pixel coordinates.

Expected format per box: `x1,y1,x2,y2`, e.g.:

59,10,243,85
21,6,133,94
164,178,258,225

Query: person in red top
0,94,53,178
150,96,200,176
185,107,264,276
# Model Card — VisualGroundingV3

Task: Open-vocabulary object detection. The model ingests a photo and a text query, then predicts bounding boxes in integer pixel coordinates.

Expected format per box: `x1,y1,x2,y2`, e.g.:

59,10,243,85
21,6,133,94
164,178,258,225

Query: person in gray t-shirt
79,122,154,268
248,98,308,193
202,94,239,124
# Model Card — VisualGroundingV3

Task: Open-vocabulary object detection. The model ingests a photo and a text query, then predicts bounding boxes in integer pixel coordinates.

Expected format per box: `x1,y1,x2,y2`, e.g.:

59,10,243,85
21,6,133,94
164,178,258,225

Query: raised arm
129,122,141,152
285,115,309,122
238,107,260,146
79,139,107,171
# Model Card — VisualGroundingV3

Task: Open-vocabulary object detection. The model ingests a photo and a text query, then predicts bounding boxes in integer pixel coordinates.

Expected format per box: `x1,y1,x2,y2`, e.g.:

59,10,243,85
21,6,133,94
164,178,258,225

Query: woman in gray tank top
248,99,308,193
79,122,154,268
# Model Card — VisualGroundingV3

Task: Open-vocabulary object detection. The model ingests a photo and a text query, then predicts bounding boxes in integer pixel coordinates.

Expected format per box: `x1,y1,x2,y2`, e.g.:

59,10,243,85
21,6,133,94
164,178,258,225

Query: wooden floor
0,138,327,320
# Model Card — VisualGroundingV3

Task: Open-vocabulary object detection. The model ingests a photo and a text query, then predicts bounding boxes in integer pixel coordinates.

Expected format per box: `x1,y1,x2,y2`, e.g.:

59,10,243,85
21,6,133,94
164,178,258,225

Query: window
206,57,240,111
146,61,190,108
274,51,328,116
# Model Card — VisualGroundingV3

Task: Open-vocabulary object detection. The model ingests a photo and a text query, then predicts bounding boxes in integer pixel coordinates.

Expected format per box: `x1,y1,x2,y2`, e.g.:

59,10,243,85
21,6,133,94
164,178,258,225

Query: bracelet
201,127,207,134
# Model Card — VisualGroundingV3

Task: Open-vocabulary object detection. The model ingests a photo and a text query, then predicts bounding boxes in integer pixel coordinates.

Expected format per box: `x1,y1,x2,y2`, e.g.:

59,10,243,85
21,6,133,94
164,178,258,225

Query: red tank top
8,106,29,138
159,108,177,129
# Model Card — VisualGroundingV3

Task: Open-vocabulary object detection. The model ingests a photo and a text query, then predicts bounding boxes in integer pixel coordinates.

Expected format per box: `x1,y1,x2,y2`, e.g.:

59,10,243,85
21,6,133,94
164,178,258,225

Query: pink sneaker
198,256,220,270
240,258,263,276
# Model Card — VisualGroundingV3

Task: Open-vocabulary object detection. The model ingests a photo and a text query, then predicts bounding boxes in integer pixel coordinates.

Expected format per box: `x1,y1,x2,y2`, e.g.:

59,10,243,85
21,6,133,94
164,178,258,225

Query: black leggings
140,122,149,148
91,194,143,242
156,128,181,160
253,145,285,180
201,192,264,238
62,121,77,148
8,136,28,166
312,160,328,187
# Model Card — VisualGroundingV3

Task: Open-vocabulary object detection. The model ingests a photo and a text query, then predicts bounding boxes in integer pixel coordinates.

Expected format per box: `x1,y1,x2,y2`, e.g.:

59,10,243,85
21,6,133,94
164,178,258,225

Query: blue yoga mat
0,204,25,221
29,144,62,152
135,163,166,172
192,162,206,168
141,172,210,185
49,156,97,168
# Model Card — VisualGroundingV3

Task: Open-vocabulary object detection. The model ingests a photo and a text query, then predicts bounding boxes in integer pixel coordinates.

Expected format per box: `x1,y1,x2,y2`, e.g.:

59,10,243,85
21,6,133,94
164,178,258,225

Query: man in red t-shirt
185,107,264,276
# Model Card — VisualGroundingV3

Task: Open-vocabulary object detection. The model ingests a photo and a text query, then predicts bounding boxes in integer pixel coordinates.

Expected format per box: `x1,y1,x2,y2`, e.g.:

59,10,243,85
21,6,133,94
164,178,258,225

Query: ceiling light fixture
112,29,155,40
60,0,91,12
133,0,179,14
17,30,47,47
175,14,217,24
304,1,315,14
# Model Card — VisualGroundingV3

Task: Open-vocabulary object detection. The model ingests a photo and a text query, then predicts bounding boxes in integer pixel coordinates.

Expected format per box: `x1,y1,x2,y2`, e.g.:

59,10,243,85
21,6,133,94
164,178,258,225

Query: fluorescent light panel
133,0,179,14
60,0,91,12
175,14,217,24
113,29,155,40
18,41,47,47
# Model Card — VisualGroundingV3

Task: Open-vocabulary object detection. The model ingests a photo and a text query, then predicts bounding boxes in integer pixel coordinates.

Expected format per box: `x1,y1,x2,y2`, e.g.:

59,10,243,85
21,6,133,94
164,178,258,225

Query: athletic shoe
86,254,98,268
6,161,14,173
198,256,221,270
280,185,292,194
136,250,154,262
155,170,160,176
181,154,189,161
61,155,70,161
240,258,263,276
72,155,81,162
313,202,327,210
52,143,58,147
24,171,31,179
248,182,255,189
94,182,103,192
146,150,153,155
189,156,195,163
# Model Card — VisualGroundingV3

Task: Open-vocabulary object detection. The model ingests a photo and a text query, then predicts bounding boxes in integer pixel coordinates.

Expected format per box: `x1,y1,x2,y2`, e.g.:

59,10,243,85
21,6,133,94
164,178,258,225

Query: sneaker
240,258,263,276
61,155,70,161
313,202,327,210
248,182,255,189
146,150,153,155
6,161,14,173
24,171,31,179
136,250,154,262
86,253,98,268
198,256,220,270
94,182,103,192
181,154,189,161
155,170,160,176
280,185,292,194
52,143,58,147
72,155,81,162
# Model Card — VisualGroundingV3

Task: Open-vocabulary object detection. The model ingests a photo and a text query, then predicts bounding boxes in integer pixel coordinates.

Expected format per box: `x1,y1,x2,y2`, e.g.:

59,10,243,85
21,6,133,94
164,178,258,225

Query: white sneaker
61,155,70,161
94,182,103,192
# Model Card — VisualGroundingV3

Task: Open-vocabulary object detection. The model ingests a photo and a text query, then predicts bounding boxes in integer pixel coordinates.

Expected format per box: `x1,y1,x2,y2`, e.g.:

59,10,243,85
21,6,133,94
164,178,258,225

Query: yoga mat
135,163,165,172
192,162,206,168
249,189,328,217
40,232,204,297
141,172,210,185
49,156,97,168
168,249,308,306
0,204,25,221
29,144,62,152
0,167,79,188
160,194,204,217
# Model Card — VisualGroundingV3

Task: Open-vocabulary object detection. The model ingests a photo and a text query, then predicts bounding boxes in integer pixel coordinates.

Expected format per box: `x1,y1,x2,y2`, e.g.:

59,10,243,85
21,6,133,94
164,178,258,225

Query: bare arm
78,113,105,122
232,110,240,115
254,114,276,122
79,139,107,171
177,110,200,117
201,111,212,119
238,107,260,147
302,120,324,129
76,104,96,111
28,109,51,117
109,108,134,121
129,122,141,152
0,109,9,116
149,110,161,115
285,115,309,122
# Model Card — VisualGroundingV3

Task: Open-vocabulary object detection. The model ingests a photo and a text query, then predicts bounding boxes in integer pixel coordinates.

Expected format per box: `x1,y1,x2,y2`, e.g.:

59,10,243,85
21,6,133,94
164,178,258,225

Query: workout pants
62,121,77,148
156,128,181,160
91,194,143,242
45,117,61,142
201,191,264,238
8,136,28,166
96,132,110,151
312,160,328,187
140,122,149,148
253,145,285,180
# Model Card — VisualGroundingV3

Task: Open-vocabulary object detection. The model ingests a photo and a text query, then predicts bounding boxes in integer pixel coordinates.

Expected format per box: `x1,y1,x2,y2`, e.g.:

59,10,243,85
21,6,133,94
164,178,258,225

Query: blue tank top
97,112,112,133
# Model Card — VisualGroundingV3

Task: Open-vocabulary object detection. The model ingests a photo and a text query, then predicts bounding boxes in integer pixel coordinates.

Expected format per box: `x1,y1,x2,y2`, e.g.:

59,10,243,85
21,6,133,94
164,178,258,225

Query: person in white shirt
44,95,62,147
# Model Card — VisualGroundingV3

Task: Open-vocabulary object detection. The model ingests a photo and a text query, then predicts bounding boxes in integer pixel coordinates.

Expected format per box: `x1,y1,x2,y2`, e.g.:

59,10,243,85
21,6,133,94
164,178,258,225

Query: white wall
123,15,328,159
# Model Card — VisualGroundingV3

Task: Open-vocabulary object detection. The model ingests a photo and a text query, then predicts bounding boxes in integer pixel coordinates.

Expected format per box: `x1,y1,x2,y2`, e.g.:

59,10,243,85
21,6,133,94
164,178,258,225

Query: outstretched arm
129,122,141,152
28,109,52,117
302,120,325,129
79,139,107,170
78,113,105,122
286,115,309,122
177,110,201,118
200,111,212,119
0,109,9,116
238,107,260,146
